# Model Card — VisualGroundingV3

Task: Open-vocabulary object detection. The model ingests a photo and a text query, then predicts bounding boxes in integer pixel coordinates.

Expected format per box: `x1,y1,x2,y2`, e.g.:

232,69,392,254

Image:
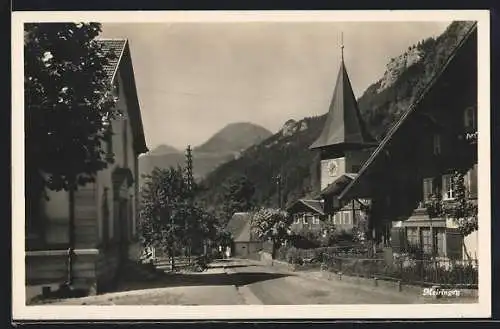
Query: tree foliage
250,208,293,259
219,175,256,225
139,167,189,257
25,23,119,192
425,170,478,237
139,166,218,265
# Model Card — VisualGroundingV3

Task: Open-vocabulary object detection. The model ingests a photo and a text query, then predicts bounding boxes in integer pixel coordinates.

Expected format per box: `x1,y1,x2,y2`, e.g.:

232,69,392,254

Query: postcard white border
12,10,491,320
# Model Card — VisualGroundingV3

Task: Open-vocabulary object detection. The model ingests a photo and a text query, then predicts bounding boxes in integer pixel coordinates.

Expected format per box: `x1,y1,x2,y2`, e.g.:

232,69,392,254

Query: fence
276,244,376,264
322,254,478,287
275,245,478,287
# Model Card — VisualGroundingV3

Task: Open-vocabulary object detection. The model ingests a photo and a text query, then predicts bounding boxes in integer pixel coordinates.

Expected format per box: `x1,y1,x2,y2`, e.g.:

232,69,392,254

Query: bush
288,233,320,249
285,247,304,265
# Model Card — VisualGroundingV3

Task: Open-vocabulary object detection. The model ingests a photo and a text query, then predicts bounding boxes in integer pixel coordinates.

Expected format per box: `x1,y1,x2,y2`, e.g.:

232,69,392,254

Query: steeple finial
340,31,344,62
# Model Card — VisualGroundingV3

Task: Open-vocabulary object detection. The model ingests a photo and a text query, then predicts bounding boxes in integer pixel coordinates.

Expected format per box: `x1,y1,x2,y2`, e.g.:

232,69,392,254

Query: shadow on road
113,270,292,293
208,264,257,269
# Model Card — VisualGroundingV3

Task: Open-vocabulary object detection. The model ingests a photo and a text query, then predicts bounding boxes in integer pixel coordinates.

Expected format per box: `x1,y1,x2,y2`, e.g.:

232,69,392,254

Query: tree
25,23,119,285
220,175,255,226
250,208,293,260
183,145,195,260
319,218,337,247
139,167,190,271
424,170,478,260
139,165,218,268
445,171,478,237
426,170,478,237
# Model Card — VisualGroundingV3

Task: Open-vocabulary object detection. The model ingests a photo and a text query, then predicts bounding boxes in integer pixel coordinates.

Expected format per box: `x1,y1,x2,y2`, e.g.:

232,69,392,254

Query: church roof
310,60,376,150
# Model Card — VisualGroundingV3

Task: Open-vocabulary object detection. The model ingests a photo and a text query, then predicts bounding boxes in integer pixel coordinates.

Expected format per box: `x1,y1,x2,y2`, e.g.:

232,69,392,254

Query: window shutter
391,227,406,253
469,164,478,198
446,228,463,260
423,178,433,202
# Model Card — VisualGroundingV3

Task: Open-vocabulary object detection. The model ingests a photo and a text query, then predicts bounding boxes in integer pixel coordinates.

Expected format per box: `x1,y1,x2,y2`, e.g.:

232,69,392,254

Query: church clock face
328,160,338,177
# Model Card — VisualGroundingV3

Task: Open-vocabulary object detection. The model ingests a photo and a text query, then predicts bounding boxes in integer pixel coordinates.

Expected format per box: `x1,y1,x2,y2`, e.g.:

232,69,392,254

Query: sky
100,21,450,151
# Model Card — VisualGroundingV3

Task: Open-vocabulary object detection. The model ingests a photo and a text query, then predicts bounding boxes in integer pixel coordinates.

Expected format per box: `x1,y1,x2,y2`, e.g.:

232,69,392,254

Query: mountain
195,122,274,155
139,122,272,183
196,21,476,211
148,144,180,155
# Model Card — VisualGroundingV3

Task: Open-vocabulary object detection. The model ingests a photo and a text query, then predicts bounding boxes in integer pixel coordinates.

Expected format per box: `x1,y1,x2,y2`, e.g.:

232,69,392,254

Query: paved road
222,258,422,304
47,258,475,305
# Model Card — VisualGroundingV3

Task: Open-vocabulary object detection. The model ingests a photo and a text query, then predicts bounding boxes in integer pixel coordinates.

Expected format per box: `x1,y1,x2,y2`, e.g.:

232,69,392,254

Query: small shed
226,212,263,258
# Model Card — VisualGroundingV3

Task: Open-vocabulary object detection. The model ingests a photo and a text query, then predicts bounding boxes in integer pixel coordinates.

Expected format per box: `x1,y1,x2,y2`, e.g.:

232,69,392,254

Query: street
43,258,476,305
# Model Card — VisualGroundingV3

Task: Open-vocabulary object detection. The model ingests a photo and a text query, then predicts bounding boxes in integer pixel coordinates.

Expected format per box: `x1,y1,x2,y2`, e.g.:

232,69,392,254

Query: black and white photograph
12,10,491,320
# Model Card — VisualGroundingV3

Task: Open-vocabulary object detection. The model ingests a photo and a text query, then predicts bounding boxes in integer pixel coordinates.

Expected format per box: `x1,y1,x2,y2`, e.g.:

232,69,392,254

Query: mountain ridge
139,122,273,182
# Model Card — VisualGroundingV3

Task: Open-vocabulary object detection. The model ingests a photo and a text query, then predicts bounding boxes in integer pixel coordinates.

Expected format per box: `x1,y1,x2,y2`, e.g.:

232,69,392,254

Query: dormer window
464,106,477,131
433,134,441,155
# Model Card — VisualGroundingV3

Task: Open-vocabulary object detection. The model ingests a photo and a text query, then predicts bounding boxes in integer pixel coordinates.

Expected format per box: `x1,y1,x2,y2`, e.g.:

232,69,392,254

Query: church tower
310,35,377,214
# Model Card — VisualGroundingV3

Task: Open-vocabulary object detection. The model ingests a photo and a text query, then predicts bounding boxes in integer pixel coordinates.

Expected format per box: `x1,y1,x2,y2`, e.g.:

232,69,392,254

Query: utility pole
274,174,282,209
185,145,194,262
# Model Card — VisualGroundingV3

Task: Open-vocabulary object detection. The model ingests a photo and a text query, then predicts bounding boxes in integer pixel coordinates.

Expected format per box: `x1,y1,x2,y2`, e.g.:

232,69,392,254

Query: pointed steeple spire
310,35,376,151
340,32,344,63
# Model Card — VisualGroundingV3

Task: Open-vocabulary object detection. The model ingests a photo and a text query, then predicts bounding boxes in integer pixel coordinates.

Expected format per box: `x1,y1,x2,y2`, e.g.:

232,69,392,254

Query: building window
442,174,454,200
312,217,320,225
294,216,300,224
433,134,441,155
334,213,339,225
435,228,446,257
464,106,477,131
343,212,351,225
406,227,419,247
421,228,432,254
303,216,308,225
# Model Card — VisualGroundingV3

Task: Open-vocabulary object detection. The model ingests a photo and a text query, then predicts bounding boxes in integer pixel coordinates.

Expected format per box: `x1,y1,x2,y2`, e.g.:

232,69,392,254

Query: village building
290,39,378,235
225,212,263,258
338,22,478,260
25,39,148,296
287,199,325,234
